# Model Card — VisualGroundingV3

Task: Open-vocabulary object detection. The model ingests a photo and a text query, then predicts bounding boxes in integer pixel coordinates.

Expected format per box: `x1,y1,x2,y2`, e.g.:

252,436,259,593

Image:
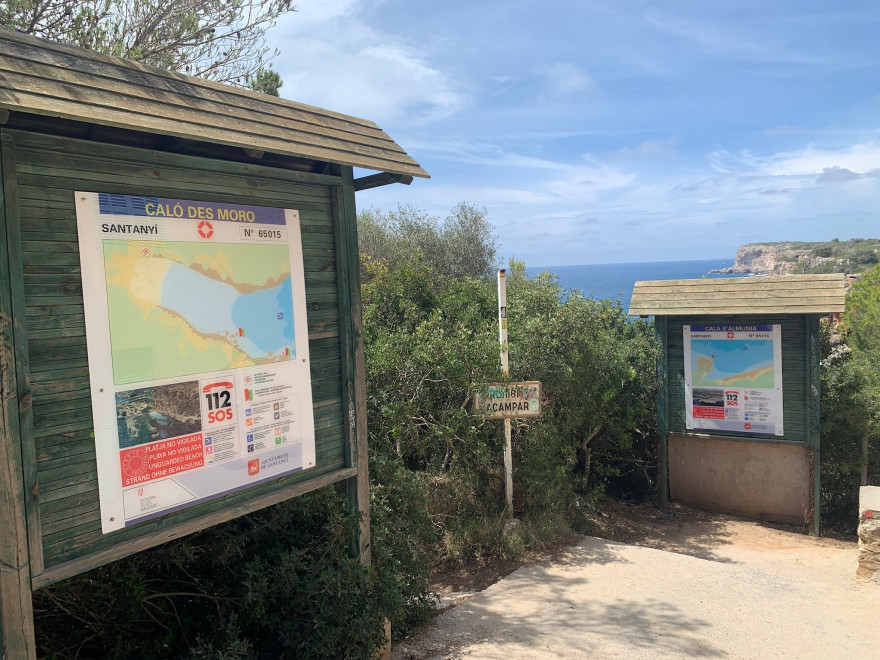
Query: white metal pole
498,269,513,516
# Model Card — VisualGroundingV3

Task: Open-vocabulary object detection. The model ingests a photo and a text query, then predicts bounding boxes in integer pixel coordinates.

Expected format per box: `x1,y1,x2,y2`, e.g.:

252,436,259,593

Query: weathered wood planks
629,274,846,316
1,128,351,577
0,30,429,179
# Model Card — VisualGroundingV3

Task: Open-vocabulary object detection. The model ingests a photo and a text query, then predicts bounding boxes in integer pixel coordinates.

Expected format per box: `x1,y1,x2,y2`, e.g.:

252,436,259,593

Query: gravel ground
394,512,880,659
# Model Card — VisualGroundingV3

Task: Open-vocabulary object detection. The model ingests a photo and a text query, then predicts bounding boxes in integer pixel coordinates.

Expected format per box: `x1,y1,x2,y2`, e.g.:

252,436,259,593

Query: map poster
683,324,784,436
76,192,316,533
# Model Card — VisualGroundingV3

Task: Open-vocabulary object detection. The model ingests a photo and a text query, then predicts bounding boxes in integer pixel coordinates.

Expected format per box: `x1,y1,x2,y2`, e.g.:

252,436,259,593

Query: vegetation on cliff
722,238,880,276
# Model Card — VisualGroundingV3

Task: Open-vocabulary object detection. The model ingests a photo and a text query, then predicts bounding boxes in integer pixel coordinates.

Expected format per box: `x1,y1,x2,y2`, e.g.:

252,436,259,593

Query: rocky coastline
711,242,865,277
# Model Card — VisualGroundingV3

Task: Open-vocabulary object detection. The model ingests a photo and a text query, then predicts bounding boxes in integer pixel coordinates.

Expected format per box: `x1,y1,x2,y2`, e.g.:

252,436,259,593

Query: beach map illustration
105,241,295,384
683,324,783,436
77,192,316,533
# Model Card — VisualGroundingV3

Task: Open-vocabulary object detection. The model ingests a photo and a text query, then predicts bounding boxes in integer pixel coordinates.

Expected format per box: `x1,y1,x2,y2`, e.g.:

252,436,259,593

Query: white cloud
756,142,880,176
707,141,880,180
266,2,880,265
362,133,880,265
609,138,680,161
270,1,464,124
542,62,594,95
401,139,569,170
284,0,362,27
763,124,800,138
643,9,819,64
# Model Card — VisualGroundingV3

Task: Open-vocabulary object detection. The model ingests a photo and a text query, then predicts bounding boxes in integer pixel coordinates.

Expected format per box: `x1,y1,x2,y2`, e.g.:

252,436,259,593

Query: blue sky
268,1,880,267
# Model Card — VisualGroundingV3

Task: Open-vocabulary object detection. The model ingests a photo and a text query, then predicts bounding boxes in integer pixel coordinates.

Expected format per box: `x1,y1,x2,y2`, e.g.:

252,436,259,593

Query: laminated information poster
683,324,783,436
76,193,316,532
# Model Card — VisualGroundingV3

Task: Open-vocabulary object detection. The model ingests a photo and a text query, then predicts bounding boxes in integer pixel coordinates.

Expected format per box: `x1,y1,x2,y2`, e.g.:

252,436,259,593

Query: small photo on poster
116,381,201,449
692,387,724,408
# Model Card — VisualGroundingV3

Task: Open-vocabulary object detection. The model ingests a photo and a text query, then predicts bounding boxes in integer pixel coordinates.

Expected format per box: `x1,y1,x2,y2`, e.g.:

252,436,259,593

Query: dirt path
395,504,879,659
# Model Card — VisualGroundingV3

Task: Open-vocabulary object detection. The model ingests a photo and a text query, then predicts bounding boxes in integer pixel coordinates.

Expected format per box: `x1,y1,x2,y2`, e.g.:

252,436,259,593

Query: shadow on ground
398,537,726,659
398,592,725,659
589,499,741,563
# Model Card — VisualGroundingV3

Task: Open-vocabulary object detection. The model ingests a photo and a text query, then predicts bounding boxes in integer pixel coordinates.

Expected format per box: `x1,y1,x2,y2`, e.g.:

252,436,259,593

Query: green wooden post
655,316,669,507
0,136,37,659
334,166,370,565
807,315,821,535
2,135,41,578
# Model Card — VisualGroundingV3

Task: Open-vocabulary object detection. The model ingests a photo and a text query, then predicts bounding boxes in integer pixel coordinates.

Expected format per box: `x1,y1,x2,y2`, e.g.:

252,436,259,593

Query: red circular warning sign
122,448,150,477
198,220,214,239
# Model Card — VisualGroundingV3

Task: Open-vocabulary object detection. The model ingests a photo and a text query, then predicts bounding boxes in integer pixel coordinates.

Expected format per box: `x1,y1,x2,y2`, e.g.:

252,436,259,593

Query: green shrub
820,334,871,532
35,202,666,656
360,231,660,563
821,281,880,532
369,453,437,638
35,488,390,659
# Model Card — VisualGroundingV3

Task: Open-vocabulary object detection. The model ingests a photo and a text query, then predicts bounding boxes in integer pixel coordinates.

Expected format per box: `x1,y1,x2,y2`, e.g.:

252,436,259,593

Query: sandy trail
394,508,878,659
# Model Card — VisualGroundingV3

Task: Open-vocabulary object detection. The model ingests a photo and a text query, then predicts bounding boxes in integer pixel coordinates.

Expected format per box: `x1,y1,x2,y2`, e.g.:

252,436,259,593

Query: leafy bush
360,217,660,560
819,323,874,532
506,263,660,505
369,452,438,637
821,265,880,532
358,203,497,280
35,487,391,659
845,263,880,356
35,201,663,656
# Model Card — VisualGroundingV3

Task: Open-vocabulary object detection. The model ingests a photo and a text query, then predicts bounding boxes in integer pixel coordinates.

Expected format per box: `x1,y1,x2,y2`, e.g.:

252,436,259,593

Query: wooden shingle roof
0,29,429,178
629,274,846,316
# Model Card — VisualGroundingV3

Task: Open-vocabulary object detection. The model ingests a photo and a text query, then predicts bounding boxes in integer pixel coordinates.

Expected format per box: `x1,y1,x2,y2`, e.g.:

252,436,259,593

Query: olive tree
0,0,293,91
358,203,498,281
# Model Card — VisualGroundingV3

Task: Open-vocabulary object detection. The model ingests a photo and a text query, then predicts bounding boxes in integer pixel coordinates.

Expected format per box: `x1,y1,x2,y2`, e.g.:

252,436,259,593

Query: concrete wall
668,435,812,526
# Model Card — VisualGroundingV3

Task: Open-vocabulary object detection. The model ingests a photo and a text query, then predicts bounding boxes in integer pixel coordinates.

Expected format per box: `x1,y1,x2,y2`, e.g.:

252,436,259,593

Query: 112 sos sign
201,379,235,426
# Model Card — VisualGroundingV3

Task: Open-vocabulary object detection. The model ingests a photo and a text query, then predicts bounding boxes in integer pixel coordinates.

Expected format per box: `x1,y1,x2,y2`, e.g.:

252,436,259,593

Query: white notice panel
683,324,783,436
76,192,316,532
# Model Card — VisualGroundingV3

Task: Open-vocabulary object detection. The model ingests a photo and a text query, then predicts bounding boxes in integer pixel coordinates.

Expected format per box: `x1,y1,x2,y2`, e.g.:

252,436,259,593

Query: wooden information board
0,28,429,657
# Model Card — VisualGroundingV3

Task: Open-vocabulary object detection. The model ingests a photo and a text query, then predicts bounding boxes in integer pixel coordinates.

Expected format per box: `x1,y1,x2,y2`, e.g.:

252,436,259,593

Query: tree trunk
581,425,601,480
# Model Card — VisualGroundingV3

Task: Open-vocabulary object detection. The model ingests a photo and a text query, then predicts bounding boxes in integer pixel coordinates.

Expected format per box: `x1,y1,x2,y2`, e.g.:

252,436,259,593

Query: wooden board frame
0,126,372,657
656,313,823,535
0,127,36,660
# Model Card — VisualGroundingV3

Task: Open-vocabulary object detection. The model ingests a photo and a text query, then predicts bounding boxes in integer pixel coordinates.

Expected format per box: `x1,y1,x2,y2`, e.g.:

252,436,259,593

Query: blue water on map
162,262,240,333
525,258,739,310
158,261,294,358
231,277,294,355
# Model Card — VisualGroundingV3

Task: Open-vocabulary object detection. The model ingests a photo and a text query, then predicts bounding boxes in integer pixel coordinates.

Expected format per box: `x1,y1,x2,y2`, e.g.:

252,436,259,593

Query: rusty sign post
498,269,513,516
473,272,541,518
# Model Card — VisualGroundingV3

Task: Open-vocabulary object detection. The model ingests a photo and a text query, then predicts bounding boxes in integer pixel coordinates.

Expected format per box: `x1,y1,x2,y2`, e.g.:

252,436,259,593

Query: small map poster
683,324,783,436
76,192,316,533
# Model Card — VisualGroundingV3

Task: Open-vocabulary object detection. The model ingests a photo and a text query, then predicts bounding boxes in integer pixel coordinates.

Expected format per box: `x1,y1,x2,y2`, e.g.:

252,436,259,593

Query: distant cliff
713,239,880,276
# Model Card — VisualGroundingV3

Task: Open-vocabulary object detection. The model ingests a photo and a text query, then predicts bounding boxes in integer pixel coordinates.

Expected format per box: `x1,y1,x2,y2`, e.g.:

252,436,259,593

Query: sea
525,258,739,310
